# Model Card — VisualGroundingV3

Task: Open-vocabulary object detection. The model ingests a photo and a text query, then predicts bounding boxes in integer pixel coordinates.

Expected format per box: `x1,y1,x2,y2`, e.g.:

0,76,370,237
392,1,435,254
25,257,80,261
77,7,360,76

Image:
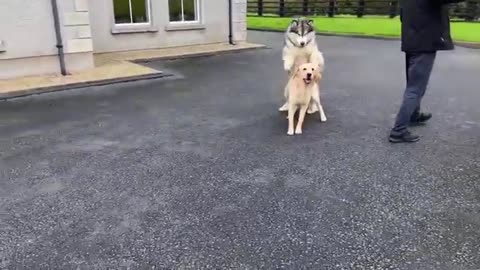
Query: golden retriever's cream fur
285,63,326,135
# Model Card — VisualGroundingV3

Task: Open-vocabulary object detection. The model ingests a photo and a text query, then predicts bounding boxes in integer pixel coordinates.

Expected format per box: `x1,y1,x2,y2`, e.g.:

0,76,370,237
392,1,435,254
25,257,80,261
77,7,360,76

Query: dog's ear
313,68,322,83
306,19,314,33
293,66,300,77
293,66,302,79
289,19,299,32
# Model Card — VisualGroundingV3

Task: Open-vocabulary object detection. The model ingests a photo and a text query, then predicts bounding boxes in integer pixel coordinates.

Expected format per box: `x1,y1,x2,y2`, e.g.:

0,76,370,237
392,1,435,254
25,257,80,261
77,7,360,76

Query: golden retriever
285,62,326,135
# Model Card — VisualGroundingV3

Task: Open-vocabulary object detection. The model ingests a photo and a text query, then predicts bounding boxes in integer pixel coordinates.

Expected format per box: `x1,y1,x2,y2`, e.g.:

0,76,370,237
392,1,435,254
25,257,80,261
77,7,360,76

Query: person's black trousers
391,52,437,135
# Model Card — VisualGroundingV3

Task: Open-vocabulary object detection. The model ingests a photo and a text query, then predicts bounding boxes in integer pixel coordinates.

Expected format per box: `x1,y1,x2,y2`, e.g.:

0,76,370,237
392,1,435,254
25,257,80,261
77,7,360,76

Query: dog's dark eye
312,68,315,71
303,68,307,71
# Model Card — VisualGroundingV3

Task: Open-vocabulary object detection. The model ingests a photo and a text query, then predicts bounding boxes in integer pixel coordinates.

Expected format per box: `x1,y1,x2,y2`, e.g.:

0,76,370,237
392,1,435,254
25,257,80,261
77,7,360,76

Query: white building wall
0,0,94,79
88,0,247,53
0,0,247,79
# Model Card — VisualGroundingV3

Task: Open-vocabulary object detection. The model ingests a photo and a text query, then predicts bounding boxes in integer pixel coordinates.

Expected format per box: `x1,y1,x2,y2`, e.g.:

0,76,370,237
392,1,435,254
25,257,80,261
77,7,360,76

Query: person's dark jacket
400,0,465,52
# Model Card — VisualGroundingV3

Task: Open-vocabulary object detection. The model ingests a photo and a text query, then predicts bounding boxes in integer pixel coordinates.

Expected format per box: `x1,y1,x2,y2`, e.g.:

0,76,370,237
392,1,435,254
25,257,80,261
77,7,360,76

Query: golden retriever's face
296,63,320,84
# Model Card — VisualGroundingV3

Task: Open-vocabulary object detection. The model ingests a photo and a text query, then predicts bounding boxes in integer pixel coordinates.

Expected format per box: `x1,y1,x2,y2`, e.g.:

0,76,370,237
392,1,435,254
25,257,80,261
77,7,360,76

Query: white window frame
112,0,157,34
169,0,201,24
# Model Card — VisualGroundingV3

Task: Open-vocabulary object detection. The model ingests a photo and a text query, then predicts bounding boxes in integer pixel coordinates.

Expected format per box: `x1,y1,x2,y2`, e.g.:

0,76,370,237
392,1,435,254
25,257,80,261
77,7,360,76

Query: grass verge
247,16,480,43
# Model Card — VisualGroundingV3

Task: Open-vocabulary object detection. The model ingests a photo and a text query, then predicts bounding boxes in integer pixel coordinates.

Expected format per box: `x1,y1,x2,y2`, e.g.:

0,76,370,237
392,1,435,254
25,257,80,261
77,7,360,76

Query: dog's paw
278,103,288,112
307,103,319,114
320,115,327,122
287,129,295,136
307,108,319,114
295,128,302,135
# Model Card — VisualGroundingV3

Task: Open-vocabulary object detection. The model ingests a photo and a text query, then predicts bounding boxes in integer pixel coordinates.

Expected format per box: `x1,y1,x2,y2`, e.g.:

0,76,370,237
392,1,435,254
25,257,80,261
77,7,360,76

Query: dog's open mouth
303,78,312,84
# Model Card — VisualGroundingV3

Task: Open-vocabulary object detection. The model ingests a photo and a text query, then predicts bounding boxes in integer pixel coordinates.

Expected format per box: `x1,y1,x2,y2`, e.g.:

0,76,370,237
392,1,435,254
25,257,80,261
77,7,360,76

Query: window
113,0,150,24
169,0,200,23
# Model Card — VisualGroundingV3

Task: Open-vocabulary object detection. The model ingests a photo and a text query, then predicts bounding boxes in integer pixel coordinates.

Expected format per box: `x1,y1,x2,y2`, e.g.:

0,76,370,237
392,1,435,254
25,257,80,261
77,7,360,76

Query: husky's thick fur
279,18,325,115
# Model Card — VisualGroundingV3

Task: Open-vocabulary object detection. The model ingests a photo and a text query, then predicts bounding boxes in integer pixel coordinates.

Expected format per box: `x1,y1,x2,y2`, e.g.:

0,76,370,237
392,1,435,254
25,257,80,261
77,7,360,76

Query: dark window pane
131,0,148,23
169,0,182,22
114,0,131,24
183,0,196,21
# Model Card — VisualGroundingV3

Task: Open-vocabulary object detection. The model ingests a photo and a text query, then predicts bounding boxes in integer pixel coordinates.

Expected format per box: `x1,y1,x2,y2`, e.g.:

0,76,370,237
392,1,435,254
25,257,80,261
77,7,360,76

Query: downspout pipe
228,0,236,45
50,0,67,75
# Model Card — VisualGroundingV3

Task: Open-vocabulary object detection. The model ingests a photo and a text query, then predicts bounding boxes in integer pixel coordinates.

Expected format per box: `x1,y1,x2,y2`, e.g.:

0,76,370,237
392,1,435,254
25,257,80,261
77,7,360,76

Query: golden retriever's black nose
306,73,312,79
300,41,305,47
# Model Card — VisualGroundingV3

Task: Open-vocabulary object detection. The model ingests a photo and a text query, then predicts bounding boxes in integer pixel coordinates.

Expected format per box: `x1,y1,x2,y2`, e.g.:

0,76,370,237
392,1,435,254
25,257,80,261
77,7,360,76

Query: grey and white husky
279,17,325,116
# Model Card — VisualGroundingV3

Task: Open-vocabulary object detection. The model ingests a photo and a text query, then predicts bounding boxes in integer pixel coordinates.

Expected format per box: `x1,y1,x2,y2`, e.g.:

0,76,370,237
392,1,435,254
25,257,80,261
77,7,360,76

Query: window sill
111,25,158,35
165,23,206,32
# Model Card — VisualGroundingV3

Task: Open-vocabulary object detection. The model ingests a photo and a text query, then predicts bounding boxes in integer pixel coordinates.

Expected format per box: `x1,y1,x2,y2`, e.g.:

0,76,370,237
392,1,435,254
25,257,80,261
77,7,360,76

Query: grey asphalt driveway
1,31,479,269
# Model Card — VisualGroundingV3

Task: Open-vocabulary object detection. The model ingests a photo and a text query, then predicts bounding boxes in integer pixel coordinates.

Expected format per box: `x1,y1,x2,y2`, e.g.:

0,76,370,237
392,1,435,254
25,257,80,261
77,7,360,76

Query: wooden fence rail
247,0,480,21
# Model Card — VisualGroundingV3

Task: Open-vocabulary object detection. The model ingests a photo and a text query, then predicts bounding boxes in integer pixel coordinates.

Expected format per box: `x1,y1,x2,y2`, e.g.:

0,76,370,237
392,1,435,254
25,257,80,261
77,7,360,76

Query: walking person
389,0,465,143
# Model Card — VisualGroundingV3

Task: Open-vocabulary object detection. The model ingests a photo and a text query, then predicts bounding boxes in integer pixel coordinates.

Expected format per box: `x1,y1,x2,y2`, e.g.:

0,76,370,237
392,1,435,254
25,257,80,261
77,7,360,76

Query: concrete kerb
0,72,172,101
132,45,269,63
0,45,267,101
247,28,480,49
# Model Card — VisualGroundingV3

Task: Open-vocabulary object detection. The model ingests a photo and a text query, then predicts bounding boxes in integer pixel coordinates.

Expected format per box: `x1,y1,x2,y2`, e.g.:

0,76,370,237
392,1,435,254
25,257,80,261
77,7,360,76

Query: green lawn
247,16,480,43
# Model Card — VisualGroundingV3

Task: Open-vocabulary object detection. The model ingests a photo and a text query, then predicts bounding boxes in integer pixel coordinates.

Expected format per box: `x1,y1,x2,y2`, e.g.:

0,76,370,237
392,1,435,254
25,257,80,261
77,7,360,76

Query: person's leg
406,53,411,84
405,53,422,117
411,52,436,122
390,52,436,139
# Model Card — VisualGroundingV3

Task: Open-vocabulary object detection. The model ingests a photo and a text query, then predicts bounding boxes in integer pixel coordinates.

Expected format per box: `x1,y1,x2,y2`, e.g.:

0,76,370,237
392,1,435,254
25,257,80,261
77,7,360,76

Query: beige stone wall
62,0,94,54
232,0,248,42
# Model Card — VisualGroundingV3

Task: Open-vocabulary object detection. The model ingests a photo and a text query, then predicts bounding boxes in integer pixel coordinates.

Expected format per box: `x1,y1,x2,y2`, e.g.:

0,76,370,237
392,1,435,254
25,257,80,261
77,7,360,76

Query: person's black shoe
410,112,432,124
389,131,420,143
